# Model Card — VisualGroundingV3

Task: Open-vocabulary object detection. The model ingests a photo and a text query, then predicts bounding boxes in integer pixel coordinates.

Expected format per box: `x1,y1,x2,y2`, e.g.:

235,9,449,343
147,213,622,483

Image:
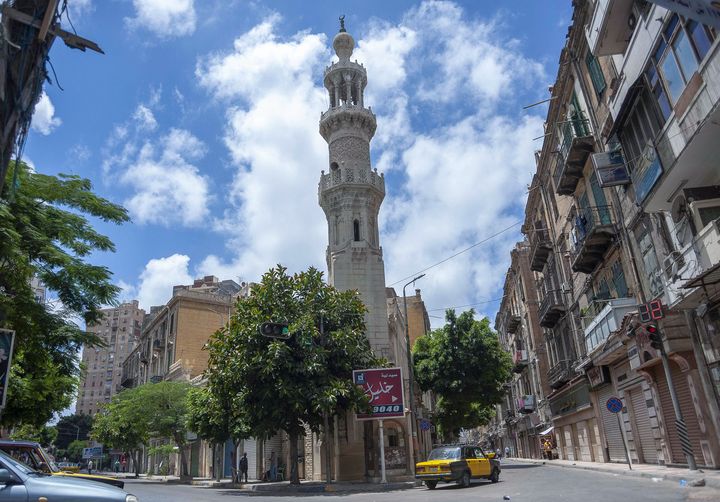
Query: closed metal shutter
627,386,658,464
598,384,626,462
263,433,283,478
652,362,703,465
243,438,258,480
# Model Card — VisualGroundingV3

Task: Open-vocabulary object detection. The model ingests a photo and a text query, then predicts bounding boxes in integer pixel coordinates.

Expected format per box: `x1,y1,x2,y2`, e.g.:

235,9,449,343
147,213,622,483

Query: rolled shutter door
597,384,626,462
244,438,258,480
628,386,658,464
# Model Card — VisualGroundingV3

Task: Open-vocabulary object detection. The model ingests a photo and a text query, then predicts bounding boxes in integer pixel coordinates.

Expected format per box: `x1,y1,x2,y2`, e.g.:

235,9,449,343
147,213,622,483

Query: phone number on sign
372,405,402,413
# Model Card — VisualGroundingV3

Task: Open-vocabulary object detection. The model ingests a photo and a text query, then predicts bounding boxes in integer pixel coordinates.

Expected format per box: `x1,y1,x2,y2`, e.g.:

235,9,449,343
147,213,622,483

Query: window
353,219,360,241
619,88,663,173
585,51,606,96
634,221,663,298
647,14,715,119
611,261,629,297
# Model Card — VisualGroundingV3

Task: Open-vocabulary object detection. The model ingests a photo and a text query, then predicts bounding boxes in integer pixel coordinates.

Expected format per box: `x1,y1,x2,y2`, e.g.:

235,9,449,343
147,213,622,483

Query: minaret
318,21,389,355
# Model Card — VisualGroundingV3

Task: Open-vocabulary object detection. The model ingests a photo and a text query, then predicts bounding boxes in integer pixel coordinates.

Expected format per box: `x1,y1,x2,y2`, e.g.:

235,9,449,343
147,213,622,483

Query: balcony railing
529,226,552,272
554,116,594,196
571,205,616,273
516,395,536,414
583,297,637,354
512,349,529,373
548,360,573,389
539,289,565,328
505,312,521,334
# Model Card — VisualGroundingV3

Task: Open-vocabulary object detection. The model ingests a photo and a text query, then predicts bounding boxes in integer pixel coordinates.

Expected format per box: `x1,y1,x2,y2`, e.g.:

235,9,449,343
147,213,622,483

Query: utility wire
427,297,504,312
388,221,522,287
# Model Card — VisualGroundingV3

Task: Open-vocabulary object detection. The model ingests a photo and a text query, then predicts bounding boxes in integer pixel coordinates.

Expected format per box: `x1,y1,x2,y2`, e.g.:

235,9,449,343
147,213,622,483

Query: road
123,461,717,502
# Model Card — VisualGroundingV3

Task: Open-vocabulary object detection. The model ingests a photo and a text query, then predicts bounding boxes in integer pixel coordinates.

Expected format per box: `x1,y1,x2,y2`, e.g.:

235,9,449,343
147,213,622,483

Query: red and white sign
353,367,405,420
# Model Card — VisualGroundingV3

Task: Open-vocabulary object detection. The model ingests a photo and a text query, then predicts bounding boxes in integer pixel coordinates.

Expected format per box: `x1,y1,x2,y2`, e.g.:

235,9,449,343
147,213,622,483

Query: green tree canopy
10,423,57,447
92,381,191,478
205,265,381,483
413,309,512,438
0,161,128,427
53,414,93,451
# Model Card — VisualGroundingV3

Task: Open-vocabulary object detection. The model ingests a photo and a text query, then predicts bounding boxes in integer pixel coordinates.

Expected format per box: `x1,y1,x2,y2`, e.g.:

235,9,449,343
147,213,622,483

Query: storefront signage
633,145,663,203
649,1,720,30
639,299,665,322
0,329,15,409
549,382,591,417
587,365,610,388
592,151,631,187
353,367,405,420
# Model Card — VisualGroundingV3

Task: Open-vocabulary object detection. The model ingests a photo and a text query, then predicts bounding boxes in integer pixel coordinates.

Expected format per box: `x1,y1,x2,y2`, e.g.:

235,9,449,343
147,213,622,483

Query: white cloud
68,143,92,163
126,0,196,38
31,92,62,135
68,0,94,21
137,254,194,309
133,104,158,131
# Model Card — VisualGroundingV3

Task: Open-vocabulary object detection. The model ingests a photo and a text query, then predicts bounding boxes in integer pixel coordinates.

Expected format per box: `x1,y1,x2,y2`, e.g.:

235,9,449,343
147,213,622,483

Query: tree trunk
175,436,190,480
215,443,222,481
289,430,300,484
134,450,141,478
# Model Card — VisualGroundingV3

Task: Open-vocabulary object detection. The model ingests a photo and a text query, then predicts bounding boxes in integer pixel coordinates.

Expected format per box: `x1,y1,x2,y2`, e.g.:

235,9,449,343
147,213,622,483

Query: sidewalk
508,457,720,489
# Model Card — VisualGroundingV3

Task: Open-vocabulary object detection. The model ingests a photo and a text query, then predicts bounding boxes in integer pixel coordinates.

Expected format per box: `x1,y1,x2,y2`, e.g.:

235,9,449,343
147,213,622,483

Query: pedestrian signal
259,322,290,339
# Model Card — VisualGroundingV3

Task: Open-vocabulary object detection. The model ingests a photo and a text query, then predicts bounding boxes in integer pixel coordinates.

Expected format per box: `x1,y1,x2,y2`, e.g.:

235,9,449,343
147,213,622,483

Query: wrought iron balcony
571,205,616,273
516,395,536,414
512,349,529,373
554,116,594,196
529,226,552,272
539,289,565,328
548,360,573,389
505,312,521,334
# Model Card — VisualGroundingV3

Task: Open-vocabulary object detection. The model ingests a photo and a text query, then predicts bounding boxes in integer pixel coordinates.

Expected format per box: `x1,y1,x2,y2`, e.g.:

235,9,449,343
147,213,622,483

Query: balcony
554,116,594,196
516,395,536,414
153,339,163,351
583,298,637,355
512,350,529,373
571,205,616,273
585,0,635,56
120,375,134,388
529,226,552,272
539,290,565,328
505,312,521,334
548,360,573,390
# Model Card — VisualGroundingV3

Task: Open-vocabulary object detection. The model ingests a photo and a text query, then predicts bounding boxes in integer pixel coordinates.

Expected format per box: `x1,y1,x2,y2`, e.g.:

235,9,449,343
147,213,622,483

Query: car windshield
0,449,38,476
428,447,461,460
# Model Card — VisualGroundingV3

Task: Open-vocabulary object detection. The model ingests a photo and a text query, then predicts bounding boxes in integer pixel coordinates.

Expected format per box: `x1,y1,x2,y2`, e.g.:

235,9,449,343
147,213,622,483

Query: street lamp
402,273,425,472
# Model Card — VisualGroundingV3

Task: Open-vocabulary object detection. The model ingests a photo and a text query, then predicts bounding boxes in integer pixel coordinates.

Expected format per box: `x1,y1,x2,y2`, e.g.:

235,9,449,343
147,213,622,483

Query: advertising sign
0,329,16,409
353,367,405,420
82,446,103,459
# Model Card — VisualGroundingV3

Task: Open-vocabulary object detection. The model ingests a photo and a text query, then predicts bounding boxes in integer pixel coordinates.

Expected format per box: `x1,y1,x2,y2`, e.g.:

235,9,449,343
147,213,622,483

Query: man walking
239,452,249,483
87,459,94,475
269,451,277,482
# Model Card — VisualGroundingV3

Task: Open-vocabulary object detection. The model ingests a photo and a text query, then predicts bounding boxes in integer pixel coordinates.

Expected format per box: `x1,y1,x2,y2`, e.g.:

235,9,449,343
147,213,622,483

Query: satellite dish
671,193,688,223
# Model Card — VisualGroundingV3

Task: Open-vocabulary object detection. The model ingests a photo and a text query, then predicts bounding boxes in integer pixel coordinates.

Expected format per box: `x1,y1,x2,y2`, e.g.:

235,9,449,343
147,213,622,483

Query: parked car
0,440,124,489
415,444,501,489
0,449,138,501
56,462,80,473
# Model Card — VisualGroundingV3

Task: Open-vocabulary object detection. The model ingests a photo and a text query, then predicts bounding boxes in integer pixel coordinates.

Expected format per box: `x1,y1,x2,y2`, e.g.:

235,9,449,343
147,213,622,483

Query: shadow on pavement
500,463,542,469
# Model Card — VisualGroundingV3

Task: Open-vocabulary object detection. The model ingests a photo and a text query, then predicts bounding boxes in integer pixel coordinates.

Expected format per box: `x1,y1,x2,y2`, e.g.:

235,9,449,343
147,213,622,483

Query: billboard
353,367,405,420
82,446,103,459
0,329,16,409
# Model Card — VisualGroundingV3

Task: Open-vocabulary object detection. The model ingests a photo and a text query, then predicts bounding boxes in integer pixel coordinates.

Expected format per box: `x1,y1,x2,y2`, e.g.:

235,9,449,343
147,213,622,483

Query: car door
463,447,479,477
474,447,491,476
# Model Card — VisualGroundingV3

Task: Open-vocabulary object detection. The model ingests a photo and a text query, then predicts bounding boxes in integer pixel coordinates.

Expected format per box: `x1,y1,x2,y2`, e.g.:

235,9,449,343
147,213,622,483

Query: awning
539,426,554,436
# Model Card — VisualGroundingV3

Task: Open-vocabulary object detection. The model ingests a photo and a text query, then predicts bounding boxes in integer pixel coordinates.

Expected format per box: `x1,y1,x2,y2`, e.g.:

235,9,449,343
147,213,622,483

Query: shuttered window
586,51,606,96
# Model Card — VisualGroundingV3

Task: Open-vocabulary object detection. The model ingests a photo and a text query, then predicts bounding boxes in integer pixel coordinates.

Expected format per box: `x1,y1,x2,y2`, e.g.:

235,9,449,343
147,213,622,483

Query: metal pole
402,274,424,472
659,344,697,470
616,412,632,470
320,314,332,483
378,419,387,483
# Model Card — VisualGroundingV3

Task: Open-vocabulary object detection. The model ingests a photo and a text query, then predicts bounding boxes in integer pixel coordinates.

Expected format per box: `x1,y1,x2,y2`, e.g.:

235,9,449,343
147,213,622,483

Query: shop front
549,378,601,462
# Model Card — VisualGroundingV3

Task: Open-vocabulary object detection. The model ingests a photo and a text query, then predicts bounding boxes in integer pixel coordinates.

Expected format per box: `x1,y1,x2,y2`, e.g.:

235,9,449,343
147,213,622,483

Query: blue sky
27,0,572,328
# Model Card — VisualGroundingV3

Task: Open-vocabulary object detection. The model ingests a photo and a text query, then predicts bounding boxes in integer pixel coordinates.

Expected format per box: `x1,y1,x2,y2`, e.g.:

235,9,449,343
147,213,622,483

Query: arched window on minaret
334,216,340,245
353,219,360,241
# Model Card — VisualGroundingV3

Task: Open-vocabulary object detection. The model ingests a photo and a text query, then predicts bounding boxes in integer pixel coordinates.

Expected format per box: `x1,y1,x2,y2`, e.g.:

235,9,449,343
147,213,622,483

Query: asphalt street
122,461,718,502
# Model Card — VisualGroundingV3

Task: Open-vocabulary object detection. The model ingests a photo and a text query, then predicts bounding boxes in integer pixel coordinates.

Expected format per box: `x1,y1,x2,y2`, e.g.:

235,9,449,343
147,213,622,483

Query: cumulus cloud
31,92,62,135
186,1,546,325
137,254,194,309
126,0,196,38
133,104,158,131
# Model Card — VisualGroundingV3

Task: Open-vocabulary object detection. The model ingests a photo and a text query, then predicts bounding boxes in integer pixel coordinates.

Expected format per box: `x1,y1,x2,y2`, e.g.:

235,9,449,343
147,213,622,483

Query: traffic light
645,323,663,351
258,322,290,339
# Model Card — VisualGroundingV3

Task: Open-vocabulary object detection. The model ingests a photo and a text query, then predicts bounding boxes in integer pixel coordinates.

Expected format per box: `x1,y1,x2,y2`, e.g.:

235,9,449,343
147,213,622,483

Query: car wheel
425,481,437,490
459,471,470,488
490,468,500,483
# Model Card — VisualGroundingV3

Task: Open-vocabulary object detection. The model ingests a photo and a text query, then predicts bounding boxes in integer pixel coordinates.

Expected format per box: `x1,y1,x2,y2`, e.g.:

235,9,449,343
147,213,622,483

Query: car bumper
415,472,461,482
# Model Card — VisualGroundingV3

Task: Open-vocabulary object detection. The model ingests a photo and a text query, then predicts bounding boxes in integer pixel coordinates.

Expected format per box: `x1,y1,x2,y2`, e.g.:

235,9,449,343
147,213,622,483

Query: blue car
0,450,138,501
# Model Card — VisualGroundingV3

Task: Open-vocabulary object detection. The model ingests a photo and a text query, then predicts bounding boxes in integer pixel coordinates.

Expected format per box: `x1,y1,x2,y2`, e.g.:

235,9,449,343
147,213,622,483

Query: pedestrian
114,460,120,473
87,459,94,475
239,452,249,483
543,439,552,460
504,446,510,458
270,451,277,482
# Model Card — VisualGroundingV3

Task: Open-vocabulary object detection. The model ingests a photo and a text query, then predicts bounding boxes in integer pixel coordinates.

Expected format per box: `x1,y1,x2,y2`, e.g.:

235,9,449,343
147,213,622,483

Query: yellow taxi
0,440,124,489
415,444,500,489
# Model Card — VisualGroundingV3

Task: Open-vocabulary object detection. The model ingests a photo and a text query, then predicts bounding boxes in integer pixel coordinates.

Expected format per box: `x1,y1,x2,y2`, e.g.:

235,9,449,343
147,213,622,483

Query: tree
413,309,512,439
66,439,88,463
205,265,380,484
92,381,192,479
10,423,57,447
54,414,93,451
0,161,129,428
186,386,250,481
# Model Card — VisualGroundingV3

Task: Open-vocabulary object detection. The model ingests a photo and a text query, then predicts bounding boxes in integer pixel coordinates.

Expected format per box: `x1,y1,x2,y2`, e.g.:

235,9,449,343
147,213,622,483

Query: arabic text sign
83,446,103,459
0,329,16,409
353,367,405,420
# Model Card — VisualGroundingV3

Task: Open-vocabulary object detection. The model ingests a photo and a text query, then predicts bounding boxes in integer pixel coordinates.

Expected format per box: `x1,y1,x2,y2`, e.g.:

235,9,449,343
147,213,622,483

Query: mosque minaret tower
318,18,390,357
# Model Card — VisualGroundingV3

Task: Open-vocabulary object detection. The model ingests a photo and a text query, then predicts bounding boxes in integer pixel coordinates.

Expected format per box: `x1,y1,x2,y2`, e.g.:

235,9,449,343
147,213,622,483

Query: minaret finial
339,15,346,32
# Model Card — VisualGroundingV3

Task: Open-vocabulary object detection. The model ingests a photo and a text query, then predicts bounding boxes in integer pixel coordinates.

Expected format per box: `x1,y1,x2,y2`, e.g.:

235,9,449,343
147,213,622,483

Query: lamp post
402,273,425,472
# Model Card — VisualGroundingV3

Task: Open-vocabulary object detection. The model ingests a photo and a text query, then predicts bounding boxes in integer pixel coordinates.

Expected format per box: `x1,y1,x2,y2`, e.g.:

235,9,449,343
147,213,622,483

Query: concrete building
76,301,145,416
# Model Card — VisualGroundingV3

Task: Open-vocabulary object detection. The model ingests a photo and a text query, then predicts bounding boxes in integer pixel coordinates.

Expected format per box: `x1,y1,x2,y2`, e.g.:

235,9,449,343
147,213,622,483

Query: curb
511,459,720,490
246,481,417,494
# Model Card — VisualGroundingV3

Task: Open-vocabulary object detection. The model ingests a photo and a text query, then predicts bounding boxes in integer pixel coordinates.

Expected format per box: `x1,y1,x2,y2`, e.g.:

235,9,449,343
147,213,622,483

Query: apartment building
76,301,145,416
491,0,720,468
